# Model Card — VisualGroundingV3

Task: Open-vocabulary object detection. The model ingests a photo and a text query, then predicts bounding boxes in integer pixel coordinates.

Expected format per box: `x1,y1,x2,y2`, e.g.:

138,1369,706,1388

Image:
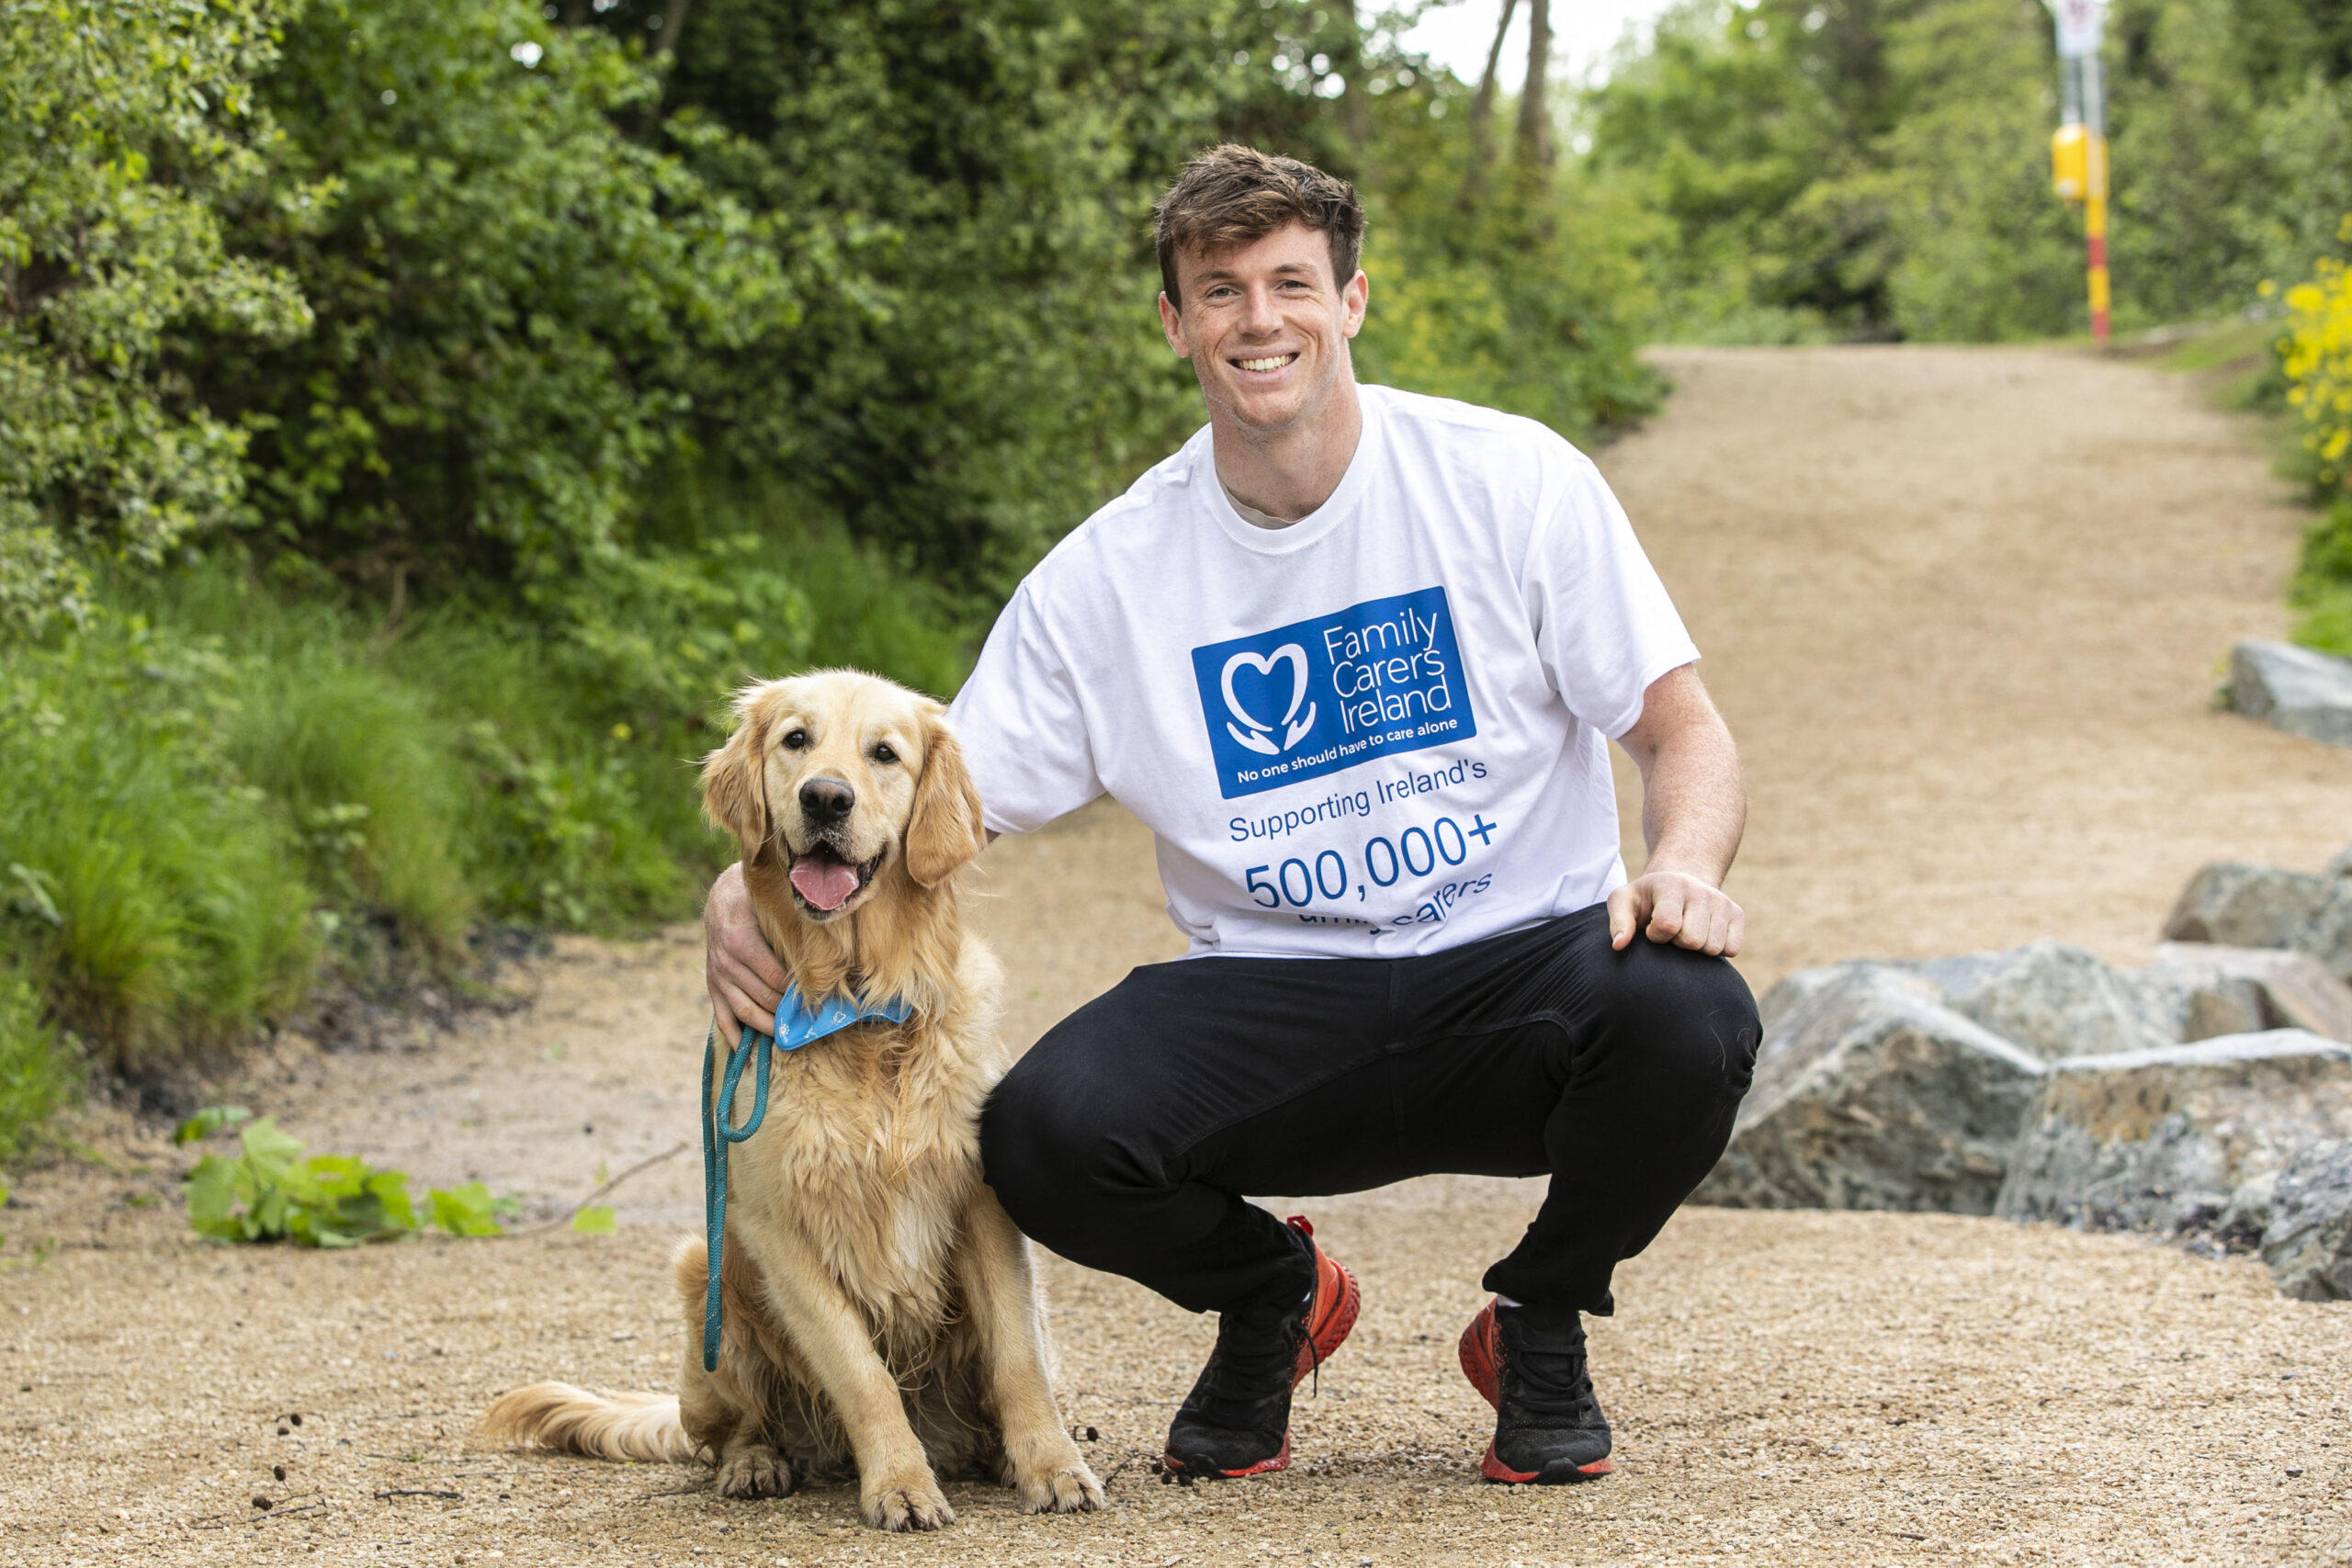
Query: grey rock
2136,943,2352,1043
2328,843,2352,879
1696,967,2046,1214
1916,942,2174,1060
1994,1031,2352,1235
2261,1139,2352,1302
2228,639,2352,746
2161,863,2352,981
1755,964,1847,1032
2222,1168,2278,1241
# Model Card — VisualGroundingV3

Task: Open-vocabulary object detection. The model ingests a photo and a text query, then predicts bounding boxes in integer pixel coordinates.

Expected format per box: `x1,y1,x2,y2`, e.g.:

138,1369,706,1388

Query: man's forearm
1607,666,1747,955
1637,719,1745,886
1617,664,1745,886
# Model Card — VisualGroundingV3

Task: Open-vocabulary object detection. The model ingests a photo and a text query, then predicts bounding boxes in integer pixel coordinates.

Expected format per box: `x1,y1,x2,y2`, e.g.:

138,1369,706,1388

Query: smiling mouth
1232,353,1298,375
785,842,883,916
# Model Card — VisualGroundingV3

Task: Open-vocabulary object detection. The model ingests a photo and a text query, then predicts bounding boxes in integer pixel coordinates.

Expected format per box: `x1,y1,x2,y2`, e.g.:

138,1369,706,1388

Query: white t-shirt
946,383,1699,960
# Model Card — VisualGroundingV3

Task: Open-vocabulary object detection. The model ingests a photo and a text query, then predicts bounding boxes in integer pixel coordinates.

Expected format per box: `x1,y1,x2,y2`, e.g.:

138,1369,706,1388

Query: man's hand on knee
706,862,786,1036
1607,870,1745,957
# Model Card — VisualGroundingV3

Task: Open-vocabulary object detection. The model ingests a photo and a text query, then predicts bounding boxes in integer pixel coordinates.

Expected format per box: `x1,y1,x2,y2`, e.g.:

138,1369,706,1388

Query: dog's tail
477,1382,700,1463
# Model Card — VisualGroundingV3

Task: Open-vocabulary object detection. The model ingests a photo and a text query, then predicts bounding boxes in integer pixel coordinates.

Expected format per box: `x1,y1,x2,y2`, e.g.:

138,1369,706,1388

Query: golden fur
479,671,1102,1531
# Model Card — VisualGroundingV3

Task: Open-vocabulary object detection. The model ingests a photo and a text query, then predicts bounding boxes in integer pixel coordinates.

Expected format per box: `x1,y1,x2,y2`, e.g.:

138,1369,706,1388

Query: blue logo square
1191,586,1476,799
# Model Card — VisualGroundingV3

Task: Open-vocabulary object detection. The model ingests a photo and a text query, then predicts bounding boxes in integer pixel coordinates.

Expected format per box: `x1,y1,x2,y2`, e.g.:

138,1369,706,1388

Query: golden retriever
479,671,1103,1531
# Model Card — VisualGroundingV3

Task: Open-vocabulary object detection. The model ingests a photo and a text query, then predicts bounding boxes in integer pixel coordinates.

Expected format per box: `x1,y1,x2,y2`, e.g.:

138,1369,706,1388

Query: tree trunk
1464,0,1521,201
1515,0,1553,168
1340,5,1374,152
655,0,694,55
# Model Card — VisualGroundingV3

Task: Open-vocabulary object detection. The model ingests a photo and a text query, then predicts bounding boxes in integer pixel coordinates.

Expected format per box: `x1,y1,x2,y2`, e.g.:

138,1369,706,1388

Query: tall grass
0,621,318,1074
0,966,68,1162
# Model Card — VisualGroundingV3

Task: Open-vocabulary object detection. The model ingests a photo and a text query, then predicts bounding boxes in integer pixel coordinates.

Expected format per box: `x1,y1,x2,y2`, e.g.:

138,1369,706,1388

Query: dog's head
701,671,983,923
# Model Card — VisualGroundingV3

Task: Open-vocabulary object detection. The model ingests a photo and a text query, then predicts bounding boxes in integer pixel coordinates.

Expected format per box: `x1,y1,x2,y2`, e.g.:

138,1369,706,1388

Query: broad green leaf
238,1117,305,1182
427,1182,503,1237
570,1205,616,1235
173,1106,251,1145
367,1172,419,1234
185,1155,241,1237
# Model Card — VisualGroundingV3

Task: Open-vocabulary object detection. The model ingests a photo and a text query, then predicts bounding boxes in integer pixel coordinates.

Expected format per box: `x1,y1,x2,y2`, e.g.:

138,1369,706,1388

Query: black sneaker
1162,1215,1361,1478
1458,1298,1614,1483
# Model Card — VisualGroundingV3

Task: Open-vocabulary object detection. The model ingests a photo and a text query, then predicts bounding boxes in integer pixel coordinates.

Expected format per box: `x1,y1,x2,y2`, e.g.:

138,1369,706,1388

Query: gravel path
6,345,2350,1566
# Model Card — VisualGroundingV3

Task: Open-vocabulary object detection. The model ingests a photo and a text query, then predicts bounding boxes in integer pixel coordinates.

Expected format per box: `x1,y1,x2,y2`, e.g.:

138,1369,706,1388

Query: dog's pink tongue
790,853,860,911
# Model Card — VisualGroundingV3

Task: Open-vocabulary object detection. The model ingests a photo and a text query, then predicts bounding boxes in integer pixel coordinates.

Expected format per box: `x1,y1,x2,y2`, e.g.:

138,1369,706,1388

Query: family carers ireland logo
1191,586,1476,800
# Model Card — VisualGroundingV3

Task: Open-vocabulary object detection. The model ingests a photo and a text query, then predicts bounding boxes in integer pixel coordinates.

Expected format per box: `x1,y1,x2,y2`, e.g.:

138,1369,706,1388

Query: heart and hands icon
1220,644,1317,756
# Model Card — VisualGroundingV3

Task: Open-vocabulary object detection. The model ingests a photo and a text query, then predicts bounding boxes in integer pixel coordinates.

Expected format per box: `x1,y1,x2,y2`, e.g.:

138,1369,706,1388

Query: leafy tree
0,0,311,631
198,1,797,620
1587,0,2352,340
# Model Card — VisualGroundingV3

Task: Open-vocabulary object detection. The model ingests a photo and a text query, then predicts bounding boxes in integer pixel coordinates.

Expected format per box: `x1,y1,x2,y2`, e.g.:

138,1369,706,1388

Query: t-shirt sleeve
1519,451,1700,740
944,580,1104,836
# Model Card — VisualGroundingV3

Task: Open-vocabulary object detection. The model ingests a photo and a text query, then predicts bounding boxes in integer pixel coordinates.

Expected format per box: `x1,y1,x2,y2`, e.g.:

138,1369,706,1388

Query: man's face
1159,221,1368,436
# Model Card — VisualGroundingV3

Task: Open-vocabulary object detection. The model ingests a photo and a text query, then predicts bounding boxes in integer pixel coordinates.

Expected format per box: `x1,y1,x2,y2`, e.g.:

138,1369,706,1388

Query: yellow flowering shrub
2280,220,2352,491
2282,220,2352,654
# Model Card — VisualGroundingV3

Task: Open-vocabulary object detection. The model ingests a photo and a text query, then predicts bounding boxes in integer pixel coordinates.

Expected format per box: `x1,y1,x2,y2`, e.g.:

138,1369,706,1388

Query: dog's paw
862,1467,955,1532
716,1448,795,1499
1015,1457,1105,1515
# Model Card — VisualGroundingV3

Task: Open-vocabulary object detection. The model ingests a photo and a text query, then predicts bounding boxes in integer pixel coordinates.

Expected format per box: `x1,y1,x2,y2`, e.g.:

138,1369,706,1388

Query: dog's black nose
799,777,854,823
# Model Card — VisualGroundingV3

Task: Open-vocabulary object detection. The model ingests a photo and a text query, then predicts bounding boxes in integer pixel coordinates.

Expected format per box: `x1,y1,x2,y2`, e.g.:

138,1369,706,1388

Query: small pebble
251,1495,273,1511
274,1464,287,1482
288,1413,302,1426
1084,1426,1099,1442
277,1426,289,1437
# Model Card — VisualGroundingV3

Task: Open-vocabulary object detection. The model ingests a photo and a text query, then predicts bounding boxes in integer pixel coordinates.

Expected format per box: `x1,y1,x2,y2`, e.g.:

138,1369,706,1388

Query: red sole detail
1164,1430,1292,1479
1480,1442,1613,1484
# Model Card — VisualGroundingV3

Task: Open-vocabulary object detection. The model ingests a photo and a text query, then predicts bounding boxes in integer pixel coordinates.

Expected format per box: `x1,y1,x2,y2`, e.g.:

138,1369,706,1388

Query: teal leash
701,1022,773,1371
700,986,917,1373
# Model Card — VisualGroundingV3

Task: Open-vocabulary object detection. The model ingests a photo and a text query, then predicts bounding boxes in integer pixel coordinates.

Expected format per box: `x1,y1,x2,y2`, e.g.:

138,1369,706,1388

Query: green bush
0,0,309,632
2292,496,2352,654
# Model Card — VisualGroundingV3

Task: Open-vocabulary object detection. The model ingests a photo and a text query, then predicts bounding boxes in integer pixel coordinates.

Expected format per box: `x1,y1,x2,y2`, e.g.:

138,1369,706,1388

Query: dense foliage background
1581,0,2352,342
2,0,2346,1153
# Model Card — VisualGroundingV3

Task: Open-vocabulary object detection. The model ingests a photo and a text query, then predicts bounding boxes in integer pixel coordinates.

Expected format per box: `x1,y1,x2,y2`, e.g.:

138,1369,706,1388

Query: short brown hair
1152,145,1365,308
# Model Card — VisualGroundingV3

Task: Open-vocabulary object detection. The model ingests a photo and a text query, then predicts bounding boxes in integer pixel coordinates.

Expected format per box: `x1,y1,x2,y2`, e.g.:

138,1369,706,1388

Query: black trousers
980,903,1759,1317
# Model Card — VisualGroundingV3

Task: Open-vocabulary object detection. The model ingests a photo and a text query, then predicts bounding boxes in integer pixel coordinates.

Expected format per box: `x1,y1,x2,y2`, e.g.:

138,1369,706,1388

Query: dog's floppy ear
903,710,984,889
702,686,773,853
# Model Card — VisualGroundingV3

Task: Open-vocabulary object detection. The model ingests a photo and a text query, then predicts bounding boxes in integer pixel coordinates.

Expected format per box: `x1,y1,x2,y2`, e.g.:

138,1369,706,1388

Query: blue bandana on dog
773,985,914,1051
700,983,916,1370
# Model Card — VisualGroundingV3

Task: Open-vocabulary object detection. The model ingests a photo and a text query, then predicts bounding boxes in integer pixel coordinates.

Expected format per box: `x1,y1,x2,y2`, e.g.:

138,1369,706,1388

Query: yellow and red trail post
2047,0,2111,344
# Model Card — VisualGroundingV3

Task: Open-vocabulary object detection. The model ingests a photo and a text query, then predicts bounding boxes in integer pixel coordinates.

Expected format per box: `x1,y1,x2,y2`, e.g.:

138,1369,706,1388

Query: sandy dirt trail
6,345,2351,1568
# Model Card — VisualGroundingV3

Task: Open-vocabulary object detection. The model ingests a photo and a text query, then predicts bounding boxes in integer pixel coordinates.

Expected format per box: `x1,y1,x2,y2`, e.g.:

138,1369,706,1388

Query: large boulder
1914,942,2174,1060
2161,863,2352,981
2261,1139,2352,1302
2134,943,2352,1043
1755,942,2175,1062
1994,1031,2352,1235
2227,639,2352,747
1696,967,2046,1214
